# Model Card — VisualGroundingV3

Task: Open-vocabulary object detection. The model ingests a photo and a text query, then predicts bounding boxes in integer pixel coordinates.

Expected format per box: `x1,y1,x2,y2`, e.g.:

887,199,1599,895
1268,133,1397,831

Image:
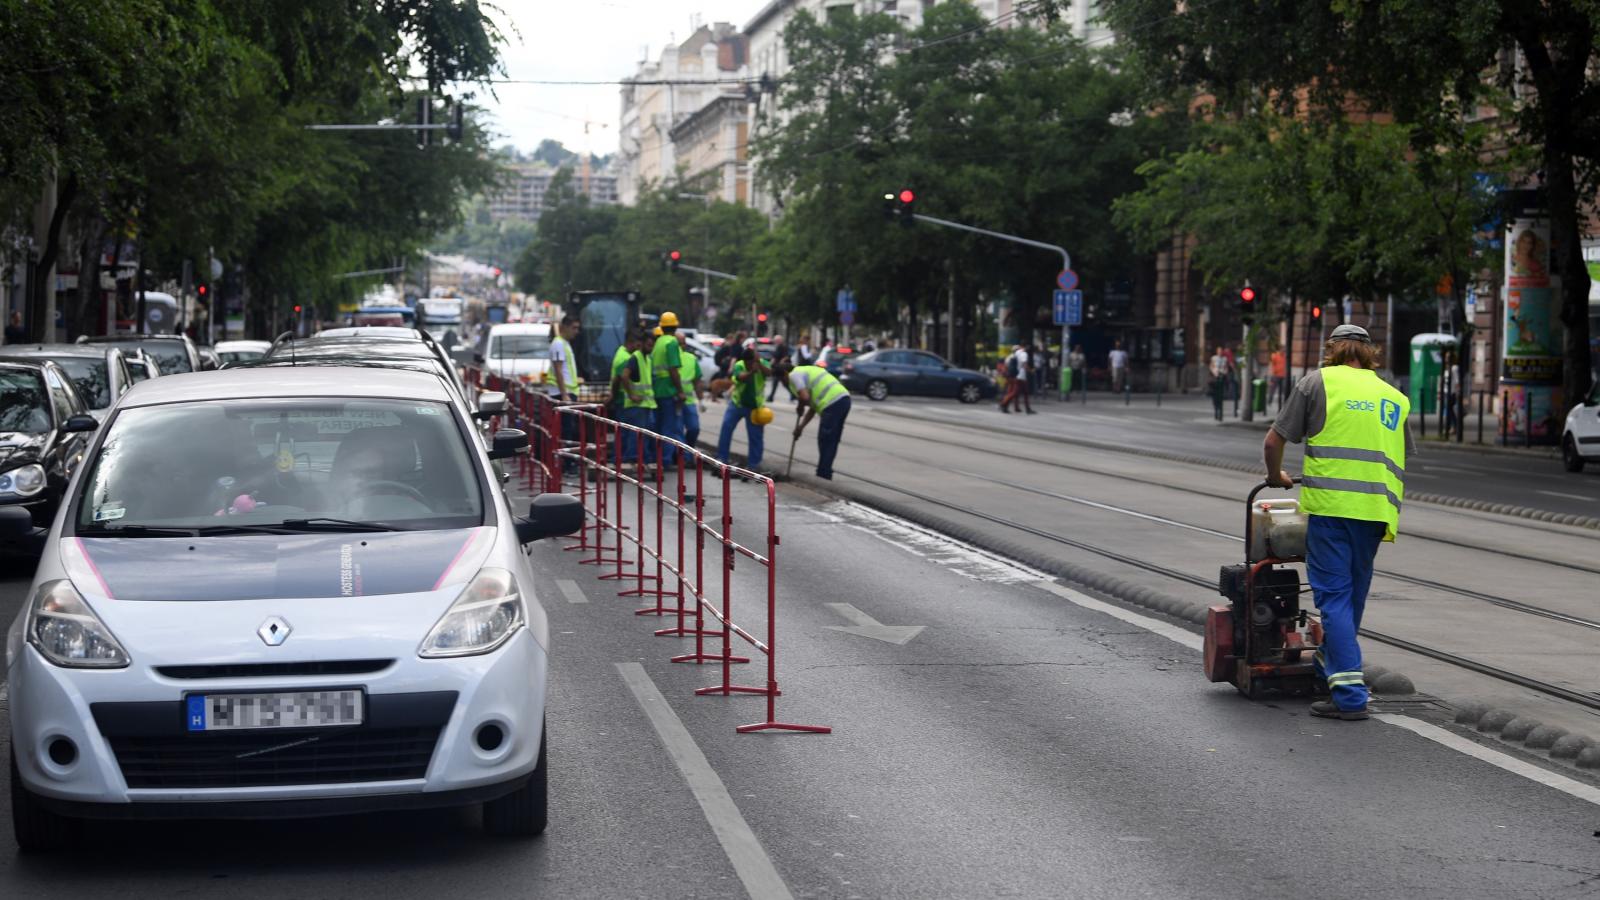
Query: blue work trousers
1306,514,1386,710
814,397,852,480
681,401,701,450
652,399,683,465
717,403,764,470
618,406,654,467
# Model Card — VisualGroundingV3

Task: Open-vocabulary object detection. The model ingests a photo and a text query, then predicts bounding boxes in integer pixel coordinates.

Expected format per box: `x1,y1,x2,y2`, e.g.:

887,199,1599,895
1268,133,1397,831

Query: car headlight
418,568,524,658
0,463,47,497
27,580,130,668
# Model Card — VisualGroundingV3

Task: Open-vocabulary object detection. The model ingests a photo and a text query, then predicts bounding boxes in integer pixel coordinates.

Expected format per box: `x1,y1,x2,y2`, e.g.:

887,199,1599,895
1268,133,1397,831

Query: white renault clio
2,367,581,850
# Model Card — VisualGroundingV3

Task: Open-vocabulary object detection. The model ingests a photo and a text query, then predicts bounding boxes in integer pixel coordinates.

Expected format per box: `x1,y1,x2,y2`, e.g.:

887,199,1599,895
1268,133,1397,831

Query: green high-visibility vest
731,359,764,410
649,334,682,398
678,351,701,401
625,349,656,410
790,365,848,414
548,335,577,392
1301,365,1409,541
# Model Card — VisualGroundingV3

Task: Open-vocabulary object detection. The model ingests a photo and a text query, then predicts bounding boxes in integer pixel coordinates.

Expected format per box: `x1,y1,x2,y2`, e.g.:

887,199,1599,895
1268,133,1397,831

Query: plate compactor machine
1203,480,1329,699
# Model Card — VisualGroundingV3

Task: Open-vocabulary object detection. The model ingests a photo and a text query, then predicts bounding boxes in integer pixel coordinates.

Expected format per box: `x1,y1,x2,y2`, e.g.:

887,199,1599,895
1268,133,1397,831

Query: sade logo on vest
1379,399,1402,431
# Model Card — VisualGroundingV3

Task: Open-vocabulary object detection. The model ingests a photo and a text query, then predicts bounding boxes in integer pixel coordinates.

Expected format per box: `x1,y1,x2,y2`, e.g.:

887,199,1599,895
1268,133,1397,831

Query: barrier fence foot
672,652,751,665
599,571,656,582
736,722,833,735
631,598,677,611
654,626,725,638
580,556,627,566
696,684,780,697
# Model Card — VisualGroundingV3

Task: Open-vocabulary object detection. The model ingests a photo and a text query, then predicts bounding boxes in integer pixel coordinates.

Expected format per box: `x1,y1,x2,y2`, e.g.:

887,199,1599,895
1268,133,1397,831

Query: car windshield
490,334,550,358
50,355,111,408
76,397,482,534
127,340,191,374
0,371,51,433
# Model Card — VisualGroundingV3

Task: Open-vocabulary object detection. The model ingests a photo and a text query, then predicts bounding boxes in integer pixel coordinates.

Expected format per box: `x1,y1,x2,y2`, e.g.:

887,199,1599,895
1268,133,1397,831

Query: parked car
2,366,582,850
315,326,422,341
198,347,221,370
77,333,201,376
214,339,273,366
1561,381,1600,472
839,349,997,404
0,360,99,535
0,344,133,423
816,344,858,376
478,322,553,384
124,353,161,384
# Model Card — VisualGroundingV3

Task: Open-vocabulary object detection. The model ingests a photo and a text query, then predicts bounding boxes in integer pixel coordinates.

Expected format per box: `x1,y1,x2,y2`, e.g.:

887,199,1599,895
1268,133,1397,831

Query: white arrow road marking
824,602,926,645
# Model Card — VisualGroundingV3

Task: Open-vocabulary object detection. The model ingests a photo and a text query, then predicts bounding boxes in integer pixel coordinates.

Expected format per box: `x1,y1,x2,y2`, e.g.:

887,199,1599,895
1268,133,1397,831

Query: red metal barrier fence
463,367,829,736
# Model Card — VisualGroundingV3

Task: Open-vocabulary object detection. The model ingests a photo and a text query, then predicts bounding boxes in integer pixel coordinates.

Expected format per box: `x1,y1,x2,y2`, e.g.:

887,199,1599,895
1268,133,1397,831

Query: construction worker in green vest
649,313,686,465
775,360,852,480
611,328,656,465
1263,323,1413,721
676,331,704,448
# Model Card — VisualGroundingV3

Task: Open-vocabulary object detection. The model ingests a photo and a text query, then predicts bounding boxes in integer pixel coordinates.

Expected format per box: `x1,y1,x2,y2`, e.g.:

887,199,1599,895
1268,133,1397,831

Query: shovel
785,434,799,479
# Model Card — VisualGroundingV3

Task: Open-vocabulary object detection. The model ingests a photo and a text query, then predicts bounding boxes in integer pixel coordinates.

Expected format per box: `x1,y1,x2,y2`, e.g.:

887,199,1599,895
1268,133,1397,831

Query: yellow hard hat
751,406,774,426
653,326,663,336
659,311,680,328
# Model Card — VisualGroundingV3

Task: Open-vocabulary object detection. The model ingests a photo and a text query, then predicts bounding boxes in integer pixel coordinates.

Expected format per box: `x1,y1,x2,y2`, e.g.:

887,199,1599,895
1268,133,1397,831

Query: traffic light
1311,304,1322,320
196,284,208,299
446,102,463,142
883,192,897,222
293,304,302,315
1239,286,1256,305
667,250,682,273
895,188,915,226
757,311,769,337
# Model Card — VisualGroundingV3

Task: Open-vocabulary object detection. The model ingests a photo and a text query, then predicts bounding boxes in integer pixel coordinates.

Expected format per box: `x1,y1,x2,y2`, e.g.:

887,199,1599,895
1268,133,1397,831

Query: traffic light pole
677,264,739,281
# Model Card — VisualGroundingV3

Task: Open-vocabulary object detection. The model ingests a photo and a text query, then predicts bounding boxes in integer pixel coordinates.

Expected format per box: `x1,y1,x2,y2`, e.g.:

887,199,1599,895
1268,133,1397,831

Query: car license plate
186,690,364,732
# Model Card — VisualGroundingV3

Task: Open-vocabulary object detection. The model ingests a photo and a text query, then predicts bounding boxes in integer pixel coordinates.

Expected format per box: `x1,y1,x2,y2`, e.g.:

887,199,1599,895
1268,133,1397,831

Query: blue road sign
840,310,855,326
1056,269,1079,292
1053,290,1082,326
836,288,856,313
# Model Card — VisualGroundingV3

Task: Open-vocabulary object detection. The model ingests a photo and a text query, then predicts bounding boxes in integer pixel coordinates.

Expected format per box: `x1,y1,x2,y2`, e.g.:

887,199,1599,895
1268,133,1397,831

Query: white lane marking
1032,580,1202,651
803,501,1047,585
1374,714,1600,807
1529,486,1593,499
616,663,794,900
555,578,588,604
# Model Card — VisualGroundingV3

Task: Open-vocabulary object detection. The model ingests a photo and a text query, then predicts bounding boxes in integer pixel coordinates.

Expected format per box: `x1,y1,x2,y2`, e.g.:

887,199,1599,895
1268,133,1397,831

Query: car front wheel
1563,435,1587,473
866,380,889,402
482,721,548,838
11,748,75,852
958,382,982,404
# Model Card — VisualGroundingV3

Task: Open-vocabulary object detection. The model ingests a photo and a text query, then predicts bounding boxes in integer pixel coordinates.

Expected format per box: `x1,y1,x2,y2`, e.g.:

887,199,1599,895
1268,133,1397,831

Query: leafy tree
1096,0,1597,410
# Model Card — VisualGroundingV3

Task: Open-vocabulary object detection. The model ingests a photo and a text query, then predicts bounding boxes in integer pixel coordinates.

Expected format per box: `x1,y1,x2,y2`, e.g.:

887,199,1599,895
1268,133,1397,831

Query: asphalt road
3,478,1599,898
867,392,1600,519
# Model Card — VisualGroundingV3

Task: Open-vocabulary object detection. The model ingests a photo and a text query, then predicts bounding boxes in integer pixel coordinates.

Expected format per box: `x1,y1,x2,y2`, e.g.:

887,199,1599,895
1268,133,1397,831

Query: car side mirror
514,492,584,544
475,391,508,421
488,428,528,460
63,414,99,433
0,505,35,538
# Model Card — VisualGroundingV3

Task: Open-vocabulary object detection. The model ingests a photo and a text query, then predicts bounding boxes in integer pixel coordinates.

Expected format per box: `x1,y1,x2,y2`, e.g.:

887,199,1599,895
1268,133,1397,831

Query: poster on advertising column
1500,192,1564,442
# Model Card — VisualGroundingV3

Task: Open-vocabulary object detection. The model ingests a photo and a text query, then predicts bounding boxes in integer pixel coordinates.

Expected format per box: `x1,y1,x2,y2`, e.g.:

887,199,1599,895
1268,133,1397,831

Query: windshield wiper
187,518,401,536
83,524,202,538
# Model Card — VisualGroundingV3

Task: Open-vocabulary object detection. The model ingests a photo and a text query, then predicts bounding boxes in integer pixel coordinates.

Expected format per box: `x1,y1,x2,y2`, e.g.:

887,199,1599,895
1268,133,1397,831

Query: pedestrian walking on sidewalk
1263,323,1413,721
1109,341,1129,393
1068,344,1086,397
778,360,852,480
1269,348,1288,410
717,341,770,471
999,344,1033,413
1209,346,1229,421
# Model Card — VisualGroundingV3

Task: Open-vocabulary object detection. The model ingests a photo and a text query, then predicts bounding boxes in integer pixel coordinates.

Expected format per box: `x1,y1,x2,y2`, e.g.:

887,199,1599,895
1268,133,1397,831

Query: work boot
1310,700,1369,721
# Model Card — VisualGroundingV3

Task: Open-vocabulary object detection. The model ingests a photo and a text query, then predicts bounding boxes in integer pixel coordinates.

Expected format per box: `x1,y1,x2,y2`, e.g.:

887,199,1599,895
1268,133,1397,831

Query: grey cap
1328,323,1372,343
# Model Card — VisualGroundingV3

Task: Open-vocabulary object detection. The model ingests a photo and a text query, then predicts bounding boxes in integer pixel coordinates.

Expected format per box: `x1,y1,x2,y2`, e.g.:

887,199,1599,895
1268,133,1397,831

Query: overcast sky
480,0,760,157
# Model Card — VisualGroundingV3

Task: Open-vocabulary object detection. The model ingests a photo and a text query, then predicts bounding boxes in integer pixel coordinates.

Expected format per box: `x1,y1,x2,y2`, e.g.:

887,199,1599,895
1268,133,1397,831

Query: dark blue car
839,349,998,404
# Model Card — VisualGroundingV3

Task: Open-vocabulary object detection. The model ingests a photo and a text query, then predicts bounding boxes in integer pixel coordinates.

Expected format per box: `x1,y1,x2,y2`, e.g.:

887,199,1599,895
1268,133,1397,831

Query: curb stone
712,439,1600,777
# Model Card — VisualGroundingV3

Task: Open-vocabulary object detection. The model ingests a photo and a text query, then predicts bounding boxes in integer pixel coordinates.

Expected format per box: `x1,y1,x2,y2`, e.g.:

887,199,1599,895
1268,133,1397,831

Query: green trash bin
1252,378,1267,413
1408,333,1457,414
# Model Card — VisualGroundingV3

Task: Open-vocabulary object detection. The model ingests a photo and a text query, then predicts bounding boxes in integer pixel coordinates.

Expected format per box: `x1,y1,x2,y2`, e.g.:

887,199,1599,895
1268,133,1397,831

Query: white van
481,322,554,383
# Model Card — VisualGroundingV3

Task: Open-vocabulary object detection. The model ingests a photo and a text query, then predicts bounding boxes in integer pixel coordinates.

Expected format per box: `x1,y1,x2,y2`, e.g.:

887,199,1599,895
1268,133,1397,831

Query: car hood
487,358,551,378
0,431,48,469
64,527,495,602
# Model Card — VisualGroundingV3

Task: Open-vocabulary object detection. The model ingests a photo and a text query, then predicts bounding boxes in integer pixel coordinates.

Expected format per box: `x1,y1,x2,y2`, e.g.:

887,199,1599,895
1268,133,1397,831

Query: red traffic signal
1240,287,1256,303
1311,305,1322,319
757,312,768,322
898,189,915,204
197,284,208,296
669,250,681,261
293,305,302,314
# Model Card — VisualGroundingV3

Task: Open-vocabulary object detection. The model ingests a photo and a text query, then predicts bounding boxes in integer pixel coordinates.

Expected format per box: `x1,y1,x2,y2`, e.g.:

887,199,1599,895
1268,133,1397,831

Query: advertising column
1500,190,1564,443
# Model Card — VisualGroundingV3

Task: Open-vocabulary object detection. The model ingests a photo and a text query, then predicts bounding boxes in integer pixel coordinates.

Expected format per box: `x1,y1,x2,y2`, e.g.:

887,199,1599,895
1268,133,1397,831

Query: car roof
0,343,116,359
0,359,53,375
82,334,187,342
216,340,272,351
284,337,440,359
488,323,551,335
237,355,452,378
118,366,452,407
316,326,421,339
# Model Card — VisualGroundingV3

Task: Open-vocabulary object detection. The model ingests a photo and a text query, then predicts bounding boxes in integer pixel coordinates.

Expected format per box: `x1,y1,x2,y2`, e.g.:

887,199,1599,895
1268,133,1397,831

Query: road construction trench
731,403,1600,700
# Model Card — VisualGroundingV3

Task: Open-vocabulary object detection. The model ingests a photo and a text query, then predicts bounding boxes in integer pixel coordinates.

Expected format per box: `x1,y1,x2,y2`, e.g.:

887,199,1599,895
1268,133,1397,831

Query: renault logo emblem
257,616,292,647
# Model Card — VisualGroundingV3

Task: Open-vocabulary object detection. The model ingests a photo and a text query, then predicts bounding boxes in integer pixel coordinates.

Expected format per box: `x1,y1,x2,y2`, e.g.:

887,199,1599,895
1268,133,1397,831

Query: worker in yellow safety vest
545,314,580,402
775,360,852,480
1263,323,1413,721
610,329,656,465
676,332,704,448
648,313,686,465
